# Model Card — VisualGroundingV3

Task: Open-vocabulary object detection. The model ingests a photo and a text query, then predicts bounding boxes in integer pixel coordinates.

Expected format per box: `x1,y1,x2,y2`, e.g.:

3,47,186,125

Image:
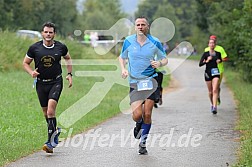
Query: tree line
0,0,78,35
0,0,251,82
0,0,125,36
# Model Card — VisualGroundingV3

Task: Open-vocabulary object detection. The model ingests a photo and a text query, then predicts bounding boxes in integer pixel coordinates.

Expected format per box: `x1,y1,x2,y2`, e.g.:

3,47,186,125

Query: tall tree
0,0,18,30
135,0,199,47
135,0,160,23
30,0,78,36
165,0,198,38
231,0,252,82
152,1,181,46
80,0,126,30
0,0,78,36
194,0,209,32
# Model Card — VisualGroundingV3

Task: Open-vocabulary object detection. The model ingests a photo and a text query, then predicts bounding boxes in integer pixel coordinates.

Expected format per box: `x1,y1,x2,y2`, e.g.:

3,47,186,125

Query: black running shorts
204,70,220,81
36,77,63,107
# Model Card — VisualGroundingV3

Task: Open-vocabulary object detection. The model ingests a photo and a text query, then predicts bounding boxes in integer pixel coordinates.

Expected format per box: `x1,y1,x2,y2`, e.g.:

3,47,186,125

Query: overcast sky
120,0,141,15
76,0,141,15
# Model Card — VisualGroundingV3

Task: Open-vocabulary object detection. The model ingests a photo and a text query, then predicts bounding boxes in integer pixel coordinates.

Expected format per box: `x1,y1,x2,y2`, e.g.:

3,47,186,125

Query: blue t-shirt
120,34,166,83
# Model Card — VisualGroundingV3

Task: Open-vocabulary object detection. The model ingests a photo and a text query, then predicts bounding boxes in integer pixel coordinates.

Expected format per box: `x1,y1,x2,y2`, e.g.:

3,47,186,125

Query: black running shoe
134,121,142,139
138,143,148,155
154,103,158,108
212,107,217,114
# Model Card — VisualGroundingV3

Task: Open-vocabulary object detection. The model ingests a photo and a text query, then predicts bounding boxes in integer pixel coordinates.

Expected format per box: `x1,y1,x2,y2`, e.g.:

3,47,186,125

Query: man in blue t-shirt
119,16,168,155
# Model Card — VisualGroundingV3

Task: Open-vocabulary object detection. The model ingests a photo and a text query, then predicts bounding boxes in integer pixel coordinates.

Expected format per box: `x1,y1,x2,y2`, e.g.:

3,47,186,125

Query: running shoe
211,106,217,114
55,127,61,145
42,142,53,153
134,121,143,139
51,127,61,148
138,143,148,155
154,103,158,108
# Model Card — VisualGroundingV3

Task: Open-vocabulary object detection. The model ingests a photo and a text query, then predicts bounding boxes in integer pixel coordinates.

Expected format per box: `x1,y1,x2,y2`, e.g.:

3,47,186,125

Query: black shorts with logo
36,77,63,107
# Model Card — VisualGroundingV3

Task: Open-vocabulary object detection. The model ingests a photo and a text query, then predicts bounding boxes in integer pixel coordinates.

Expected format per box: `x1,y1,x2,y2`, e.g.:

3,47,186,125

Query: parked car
16,30,42,40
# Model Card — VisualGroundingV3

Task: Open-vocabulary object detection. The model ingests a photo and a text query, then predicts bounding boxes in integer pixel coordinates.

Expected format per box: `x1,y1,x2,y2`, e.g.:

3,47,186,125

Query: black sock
47,117,57,143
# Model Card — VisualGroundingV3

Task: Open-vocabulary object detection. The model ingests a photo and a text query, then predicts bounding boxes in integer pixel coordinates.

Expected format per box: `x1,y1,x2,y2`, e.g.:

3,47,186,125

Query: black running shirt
26,40,68,79
199,51,222,72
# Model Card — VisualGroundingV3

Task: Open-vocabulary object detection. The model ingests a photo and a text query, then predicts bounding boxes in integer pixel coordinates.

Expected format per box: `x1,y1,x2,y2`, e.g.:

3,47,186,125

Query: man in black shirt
23,22,73,153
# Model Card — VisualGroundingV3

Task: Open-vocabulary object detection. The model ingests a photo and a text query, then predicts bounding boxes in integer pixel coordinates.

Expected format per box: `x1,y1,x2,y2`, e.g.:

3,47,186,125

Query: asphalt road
5,58,239,167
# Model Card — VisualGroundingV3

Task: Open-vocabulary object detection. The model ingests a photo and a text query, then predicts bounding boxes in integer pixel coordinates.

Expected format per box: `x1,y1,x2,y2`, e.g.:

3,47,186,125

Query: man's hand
121,69,128,79
150,60,161,68
66,75,73,88
31,68,40,78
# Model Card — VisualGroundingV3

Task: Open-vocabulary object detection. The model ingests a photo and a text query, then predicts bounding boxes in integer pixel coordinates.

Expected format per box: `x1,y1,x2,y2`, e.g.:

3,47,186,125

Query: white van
16,30,42,40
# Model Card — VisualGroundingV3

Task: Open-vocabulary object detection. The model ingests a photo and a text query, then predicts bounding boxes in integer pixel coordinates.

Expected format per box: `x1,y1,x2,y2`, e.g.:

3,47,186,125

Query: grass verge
224,68,252,167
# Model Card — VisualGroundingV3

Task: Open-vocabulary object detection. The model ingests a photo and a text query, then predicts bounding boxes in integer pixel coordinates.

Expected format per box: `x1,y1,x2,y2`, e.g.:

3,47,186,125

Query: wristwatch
67,72,73,76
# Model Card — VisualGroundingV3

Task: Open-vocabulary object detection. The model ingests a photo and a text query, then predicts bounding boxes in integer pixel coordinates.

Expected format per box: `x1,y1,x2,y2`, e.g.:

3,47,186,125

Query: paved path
5,58,239,167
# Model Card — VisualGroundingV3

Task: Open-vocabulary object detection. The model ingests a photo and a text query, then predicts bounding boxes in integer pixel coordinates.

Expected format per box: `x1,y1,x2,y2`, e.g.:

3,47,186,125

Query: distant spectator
163,42,169,55
83,33,90,42
90,32,98,47
193,46,197,55
182,46,188,55
67,33,74,41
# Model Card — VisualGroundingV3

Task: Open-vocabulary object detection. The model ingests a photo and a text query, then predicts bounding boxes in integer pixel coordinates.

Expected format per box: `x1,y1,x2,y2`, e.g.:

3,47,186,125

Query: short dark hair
42,22,56,32
135,16,149,25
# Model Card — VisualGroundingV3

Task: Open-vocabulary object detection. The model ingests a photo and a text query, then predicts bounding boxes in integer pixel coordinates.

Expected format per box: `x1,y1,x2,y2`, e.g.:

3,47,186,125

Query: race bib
137,79,153,91
211,68,220,76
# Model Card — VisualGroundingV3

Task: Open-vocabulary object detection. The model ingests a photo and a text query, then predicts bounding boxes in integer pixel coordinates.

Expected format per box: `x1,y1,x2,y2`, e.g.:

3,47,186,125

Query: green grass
0,31,170,166
187,54,201,61
224,68,252,167
0,70,129,166
0,31,35,71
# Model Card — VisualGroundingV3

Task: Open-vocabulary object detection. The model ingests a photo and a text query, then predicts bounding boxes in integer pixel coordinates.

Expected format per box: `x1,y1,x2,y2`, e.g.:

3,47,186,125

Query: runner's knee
132,112,142,122
213,88,218,94
143,112,152,123
47,108,55,117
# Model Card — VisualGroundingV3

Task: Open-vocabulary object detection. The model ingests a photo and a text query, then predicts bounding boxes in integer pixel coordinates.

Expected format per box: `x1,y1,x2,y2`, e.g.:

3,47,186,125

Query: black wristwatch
67,72,73,76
